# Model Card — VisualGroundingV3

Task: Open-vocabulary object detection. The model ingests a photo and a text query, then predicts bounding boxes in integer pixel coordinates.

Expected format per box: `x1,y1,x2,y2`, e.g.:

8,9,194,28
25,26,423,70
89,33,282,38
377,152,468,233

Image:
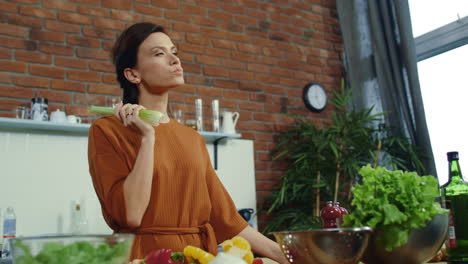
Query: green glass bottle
443,151,468,263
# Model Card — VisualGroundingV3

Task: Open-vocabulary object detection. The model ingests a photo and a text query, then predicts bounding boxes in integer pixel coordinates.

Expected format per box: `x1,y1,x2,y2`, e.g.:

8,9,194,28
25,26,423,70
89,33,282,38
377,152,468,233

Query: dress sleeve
202,137,249,243
88,121,129,229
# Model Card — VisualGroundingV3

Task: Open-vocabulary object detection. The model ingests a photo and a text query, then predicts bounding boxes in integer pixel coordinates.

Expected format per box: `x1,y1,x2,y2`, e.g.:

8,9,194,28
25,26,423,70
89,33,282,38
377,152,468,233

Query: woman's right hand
114,102,154,138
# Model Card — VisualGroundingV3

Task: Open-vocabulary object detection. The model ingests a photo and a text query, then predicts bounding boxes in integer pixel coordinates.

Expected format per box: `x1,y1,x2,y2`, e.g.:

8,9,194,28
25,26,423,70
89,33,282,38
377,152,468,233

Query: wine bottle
442,151,468,262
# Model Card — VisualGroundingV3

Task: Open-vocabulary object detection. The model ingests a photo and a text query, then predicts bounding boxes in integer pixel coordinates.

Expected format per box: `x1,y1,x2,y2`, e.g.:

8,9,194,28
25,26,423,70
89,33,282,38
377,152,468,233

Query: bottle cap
31,97,48,104
447,151,459,161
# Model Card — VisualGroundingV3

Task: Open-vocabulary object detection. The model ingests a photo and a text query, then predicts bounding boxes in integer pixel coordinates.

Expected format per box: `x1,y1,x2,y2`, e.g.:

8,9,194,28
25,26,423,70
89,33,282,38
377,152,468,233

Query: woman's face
132,32,184,94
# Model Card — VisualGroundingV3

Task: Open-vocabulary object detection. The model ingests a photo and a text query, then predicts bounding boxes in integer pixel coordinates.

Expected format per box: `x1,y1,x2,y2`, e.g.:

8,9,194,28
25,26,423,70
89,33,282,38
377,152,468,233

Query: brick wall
0,0,344,227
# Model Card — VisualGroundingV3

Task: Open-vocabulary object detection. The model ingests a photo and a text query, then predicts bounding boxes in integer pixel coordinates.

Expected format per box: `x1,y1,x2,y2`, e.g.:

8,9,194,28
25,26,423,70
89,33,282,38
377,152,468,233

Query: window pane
417,45,468,184
409,0,468,37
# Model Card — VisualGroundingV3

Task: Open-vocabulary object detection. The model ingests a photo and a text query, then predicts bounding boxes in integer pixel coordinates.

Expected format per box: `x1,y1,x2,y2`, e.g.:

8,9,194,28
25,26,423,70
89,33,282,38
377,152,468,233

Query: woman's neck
138,89,170,122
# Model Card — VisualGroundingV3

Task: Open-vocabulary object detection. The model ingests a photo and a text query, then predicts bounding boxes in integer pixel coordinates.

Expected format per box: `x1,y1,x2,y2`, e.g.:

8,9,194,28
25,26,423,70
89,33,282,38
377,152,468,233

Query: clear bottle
442,151,468,262
2,207,16,259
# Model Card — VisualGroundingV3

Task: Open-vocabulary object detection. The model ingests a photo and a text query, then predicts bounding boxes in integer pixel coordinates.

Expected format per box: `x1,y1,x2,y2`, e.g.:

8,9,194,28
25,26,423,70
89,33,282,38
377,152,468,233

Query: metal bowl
9,234,134,264
362,214,448,264
271,227,372,264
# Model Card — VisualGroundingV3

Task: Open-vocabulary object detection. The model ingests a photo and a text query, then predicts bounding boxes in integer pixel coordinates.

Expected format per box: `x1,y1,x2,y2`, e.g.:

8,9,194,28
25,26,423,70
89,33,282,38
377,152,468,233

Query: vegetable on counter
142,248,184,264
183,246,215,264
221,236,254,264
89,106,163,126
13,239,130,264
343,165,448,251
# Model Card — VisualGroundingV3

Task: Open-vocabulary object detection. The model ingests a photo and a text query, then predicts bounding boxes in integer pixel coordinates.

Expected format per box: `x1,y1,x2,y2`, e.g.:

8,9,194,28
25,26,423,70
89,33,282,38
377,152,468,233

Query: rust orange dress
88,116,248,259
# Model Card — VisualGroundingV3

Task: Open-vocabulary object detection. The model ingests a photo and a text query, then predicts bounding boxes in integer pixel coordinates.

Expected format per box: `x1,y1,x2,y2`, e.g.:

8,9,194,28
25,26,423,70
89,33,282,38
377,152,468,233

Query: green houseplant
261,86,427,234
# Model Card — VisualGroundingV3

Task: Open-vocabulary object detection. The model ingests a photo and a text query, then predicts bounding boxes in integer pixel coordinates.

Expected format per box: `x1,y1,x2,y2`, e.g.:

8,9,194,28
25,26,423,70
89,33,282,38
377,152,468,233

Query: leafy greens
13,239,130,264
343,165,447,251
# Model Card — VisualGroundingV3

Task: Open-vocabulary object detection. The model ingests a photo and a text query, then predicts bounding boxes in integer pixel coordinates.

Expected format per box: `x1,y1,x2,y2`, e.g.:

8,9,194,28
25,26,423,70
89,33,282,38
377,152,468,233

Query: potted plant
260,85,427,234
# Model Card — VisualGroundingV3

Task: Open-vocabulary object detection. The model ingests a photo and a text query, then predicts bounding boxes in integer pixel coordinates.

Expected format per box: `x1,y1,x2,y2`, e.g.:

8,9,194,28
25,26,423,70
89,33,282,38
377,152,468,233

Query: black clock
302,82,328,113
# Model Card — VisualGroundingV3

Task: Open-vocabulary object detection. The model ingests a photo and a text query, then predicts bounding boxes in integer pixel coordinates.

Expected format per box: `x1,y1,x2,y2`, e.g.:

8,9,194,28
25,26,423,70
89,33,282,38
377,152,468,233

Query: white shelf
199,131,241,143
0,117,242,142
0,117,90,134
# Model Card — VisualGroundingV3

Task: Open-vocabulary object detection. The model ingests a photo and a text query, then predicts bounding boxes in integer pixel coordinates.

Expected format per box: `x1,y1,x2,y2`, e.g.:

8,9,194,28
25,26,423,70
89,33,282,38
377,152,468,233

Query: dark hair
111,22,166,104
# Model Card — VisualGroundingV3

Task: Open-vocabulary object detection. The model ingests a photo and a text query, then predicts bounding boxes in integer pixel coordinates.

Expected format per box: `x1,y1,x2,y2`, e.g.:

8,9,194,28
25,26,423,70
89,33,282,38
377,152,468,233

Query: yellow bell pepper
221,236,254,264
183,245,215,264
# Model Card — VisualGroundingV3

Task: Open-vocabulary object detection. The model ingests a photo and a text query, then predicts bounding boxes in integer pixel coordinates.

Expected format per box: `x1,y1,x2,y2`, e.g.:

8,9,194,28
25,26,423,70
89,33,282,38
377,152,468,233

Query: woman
88,22,288,263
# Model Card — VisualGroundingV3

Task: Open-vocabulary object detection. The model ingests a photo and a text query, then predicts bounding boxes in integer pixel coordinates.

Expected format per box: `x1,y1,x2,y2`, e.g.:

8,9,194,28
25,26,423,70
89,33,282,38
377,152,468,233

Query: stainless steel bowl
362,214,448,264
271,227,372,264
9,234,134,264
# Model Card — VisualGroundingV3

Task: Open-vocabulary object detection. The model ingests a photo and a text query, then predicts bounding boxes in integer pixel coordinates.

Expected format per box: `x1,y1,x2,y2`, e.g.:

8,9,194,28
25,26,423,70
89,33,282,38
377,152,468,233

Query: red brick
181,4,206,16
234,15,257,26
184,75,204,85
74,93,106,106
67,70,101,82
93,17,126,30
51,80,86,92
197,86,223,97
0,98,24,111
222,3,245,14
54,56,88,69
101,40,114,51
195,55,219,66
181,63,201,74
0,85,34,99
164,10,191,23
45,20,81,33
15,51,50,64
151,0,178,8
178,43,205,54
0,23,28,38
134,3,163,16
77,6,109,17
225,32,250,43
199,27,227,40
230,68,255,80
0,47,12,59
6,0,39,4
110,10,142,22
203,66,229,77
7,14,42,28
30,65,65,79
197,0,219,8
192,16,216,27
238,80,260,91
88,83,121,95
30,30,65,43
89,61,115,73
70,0,100,5
247,63,271,74
212,39,236,50
173,22,200,33
65,105,94,116
186,34,209,45
58,12,92,25
0,61,27,73
13,75,49,88
212,79,238,89
231,51,256,63
206,48,230,58
82,27,115,40
102,73,118,85
238,101,264,112
102,0,132,9
37,90,71,104
20,6,56,19
221,59,244,70
0,72,11,83
76,48,110,61
0,2,18,12
39,43,73,56
223,89,249,100
209,10,233,22
44,0,77,11
66,35,100,48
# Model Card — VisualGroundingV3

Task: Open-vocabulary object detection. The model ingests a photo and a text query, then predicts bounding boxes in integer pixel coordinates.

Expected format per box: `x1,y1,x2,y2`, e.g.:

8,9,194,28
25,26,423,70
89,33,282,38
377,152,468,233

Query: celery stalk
89,106,163,126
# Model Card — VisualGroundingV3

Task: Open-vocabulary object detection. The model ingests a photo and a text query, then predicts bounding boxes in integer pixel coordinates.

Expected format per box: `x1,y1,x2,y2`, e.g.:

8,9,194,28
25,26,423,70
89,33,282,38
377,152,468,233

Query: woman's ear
123,68,141,84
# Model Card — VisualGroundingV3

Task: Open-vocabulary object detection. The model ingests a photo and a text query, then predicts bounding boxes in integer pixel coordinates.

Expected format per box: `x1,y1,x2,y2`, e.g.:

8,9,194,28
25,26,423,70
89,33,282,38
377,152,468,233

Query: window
409,0,468,184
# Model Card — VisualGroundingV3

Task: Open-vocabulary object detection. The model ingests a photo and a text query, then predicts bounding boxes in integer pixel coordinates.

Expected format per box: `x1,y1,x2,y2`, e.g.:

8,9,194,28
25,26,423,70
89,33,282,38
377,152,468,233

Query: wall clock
303,82,328,113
